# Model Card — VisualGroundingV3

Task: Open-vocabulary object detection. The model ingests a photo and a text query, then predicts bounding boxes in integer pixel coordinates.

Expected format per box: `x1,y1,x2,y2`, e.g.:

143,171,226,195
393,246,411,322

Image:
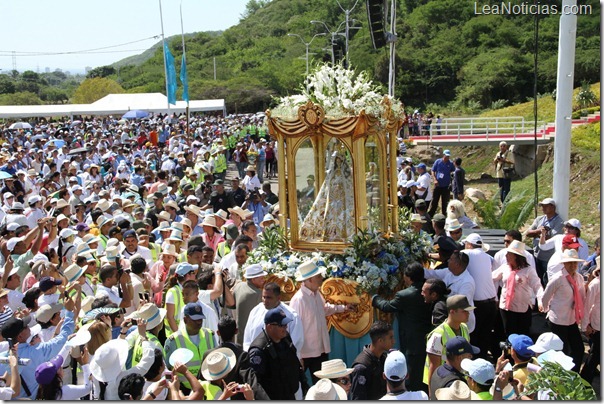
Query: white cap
528,332,564,354
564,218,582,230
60,228,77,239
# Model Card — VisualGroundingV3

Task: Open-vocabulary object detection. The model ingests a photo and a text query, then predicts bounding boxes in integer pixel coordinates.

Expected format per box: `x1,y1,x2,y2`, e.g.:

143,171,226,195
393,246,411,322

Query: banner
164,43,177,105
180,53,189,103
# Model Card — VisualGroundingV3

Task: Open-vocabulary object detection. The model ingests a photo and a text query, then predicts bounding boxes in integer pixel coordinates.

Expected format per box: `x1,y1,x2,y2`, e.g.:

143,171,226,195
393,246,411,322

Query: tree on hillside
72,77,125,104
241,0,271,19
87,66,117,79
0,91,42,106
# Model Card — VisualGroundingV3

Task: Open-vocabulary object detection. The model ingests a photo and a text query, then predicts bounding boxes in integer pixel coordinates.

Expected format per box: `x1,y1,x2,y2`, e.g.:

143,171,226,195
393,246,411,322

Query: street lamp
310,20,347,65
335,0,362,68
287,32,326,77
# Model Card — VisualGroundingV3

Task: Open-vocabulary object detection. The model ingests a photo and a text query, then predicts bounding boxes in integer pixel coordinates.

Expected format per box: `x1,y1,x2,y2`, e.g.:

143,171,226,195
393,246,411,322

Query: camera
7,338,14,349
499,341,512,353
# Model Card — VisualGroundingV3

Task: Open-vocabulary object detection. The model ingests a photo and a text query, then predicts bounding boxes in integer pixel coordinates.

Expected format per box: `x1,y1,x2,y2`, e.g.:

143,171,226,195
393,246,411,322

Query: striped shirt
0,306,14,328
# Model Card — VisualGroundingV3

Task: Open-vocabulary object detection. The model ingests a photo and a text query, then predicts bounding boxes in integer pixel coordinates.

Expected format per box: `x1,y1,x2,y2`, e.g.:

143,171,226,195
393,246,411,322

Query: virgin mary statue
299,148,356,242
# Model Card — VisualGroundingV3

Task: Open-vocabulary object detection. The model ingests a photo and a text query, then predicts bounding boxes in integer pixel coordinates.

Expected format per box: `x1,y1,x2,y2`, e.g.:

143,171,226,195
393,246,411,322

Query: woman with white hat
90,320,155,400
539,248,586,373
148,244,178,307
200,215,225,253
492,240,543,336
57,228,77,268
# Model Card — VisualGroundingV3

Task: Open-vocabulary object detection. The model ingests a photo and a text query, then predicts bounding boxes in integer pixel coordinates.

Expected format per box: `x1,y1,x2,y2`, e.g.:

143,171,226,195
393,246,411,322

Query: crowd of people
0,112,598,400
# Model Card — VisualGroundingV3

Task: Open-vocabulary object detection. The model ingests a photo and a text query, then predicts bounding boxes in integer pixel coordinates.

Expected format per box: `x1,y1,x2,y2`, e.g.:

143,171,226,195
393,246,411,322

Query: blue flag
164,43,177,105
180,52,189,103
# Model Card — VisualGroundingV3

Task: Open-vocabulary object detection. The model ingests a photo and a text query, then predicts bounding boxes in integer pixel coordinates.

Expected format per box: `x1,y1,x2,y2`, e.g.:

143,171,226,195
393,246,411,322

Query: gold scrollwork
298,101,325,130
321,278,373,339
266,274,299,302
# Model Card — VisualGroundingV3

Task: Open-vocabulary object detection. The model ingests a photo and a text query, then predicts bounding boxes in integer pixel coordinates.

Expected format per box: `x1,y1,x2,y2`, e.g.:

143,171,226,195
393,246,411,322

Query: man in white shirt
95,265,133,309
120,230,152,266
462,233,496,360
415,163,433,206
243,282,304,354
424,251,476,332
289,260,354,384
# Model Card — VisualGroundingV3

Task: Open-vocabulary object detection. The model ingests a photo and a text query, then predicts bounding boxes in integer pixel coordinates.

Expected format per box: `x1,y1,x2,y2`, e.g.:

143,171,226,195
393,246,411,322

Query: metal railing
409,116,550,142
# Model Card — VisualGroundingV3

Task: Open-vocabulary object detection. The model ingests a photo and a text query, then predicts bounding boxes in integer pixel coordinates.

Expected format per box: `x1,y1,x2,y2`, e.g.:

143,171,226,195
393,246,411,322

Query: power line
0,49,150,57
0,35,160,57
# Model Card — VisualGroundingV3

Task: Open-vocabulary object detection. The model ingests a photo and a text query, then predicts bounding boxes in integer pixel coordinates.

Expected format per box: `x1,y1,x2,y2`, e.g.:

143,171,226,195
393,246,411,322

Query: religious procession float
247,64,432,358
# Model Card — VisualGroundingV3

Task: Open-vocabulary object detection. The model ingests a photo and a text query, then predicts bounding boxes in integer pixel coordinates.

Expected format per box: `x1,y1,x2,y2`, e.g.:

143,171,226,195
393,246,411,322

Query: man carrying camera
493,141,514,203
498,333,534,386
525,198,565,285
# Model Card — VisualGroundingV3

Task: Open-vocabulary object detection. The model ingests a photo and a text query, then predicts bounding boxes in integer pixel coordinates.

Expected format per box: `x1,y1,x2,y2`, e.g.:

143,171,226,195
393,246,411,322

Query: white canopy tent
0,93,226,118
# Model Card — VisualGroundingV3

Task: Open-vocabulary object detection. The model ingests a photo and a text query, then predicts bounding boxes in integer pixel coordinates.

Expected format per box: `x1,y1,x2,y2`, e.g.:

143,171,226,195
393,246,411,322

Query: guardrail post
521,118,525,134
486,127,488,141
470,118,473,135
513,123,516,140
495,120,498,134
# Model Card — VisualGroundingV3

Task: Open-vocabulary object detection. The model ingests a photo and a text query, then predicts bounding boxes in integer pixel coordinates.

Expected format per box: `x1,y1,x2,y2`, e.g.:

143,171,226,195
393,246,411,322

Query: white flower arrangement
247,225,431,296
271,63,403,126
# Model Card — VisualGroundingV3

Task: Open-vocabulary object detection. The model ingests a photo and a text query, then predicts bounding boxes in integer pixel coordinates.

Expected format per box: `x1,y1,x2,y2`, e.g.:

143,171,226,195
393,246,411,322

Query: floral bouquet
248,221,431,296
271,63,403,127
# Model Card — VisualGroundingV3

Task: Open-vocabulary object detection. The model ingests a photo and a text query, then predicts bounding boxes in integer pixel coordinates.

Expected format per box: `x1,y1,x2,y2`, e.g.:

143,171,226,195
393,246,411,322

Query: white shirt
95,284,123,306
38,292,60,307
242,174,261,192
415,172,433,201
243,301,304,355
380,390,429,400
120,245,153,267
7,289,24,312
424,268,476,332
463,248,497,301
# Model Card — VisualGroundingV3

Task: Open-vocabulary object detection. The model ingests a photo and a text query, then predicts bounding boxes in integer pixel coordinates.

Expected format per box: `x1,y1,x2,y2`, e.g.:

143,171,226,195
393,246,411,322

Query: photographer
242,190,268,230
493,141,514,203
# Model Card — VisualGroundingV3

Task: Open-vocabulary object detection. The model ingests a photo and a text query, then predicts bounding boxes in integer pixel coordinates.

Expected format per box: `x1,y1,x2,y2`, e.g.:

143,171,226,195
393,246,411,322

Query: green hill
105,0,599,112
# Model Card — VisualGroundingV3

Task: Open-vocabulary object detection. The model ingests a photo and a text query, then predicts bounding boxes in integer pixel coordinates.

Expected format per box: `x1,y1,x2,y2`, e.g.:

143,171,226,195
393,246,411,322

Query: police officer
248,308,308,400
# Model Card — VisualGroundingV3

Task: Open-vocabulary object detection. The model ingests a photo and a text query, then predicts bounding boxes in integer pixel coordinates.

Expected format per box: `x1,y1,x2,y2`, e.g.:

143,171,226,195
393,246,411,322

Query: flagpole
159,0,171,115
180,0,189,138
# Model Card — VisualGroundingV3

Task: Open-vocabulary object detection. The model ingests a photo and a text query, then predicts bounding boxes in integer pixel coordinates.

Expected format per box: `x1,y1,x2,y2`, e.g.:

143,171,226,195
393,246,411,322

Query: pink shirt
148,261,170,306
202,232,225,253
540,269,586,326
289,283,345,359
492,264,543,313
582,277,600,332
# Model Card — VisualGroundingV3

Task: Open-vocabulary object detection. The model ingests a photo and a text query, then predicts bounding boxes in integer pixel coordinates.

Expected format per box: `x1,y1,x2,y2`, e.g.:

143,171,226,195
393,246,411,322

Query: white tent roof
0,93,225,118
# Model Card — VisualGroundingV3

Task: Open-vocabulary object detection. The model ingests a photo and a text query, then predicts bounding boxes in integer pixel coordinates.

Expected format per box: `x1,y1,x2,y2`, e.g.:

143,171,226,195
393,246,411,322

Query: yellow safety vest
199,380,222,400
178,251,188,263
214,154,227,173
163,284,183,338
423,322,470,385
171,328,215,388
149,242,161,262
216,241,230,260
131,332,161,367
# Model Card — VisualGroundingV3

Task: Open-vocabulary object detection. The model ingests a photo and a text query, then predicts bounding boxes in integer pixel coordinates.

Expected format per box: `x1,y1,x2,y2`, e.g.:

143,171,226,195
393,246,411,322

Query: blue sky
0,0,249,73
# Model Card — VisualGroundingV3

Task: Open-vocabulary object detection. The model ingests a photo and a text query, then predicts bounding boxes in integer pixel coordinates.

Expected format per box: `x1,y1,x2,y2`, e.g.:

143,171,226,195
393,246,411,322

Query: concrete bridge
408,113,600,146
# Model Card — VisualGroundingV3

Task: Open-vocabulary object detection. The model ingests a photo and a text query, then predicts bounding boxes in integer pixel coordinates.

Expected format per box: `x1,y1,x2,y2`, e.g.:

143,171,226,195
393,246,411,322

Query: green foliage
87,66,117,79
523,362,596,400
0,91,42,106
256,224,289,255
102,0,599,113
572,122,600,152
472,190,534,230
571,106,600,119
575,81,598,110
72,77,125,104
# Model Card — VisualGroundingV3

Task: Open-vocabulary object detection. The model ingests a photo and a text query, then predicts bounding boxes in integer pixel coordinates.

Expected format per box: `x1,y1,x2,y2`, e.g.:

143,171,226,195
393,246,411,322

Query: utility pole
287,33,326,78
553,0,577,219
213,57,217,80
335,0,361,68
386,0,398,97
311,20,347,65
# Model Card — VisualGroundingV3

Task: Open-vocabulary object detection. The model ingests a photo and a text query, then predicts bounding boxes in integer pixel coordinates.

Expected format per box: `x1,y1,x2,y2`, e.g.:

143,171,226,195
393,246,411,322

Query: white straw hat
200,348,236,381
313,359,354,379
304,378,347,400
89,339,129,382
